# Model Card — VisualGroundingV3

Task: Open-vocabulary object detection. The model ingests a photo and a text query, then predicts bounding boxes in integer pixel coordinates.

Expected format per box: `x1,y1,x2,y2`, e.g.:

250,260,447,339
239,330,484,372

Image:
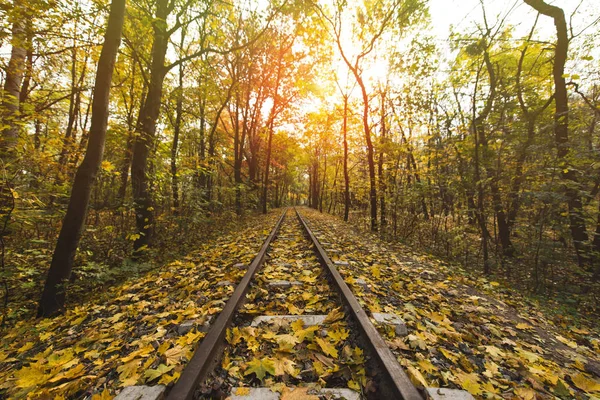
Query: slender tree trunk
379,90,387,227
358,80,378,231
320,153,327,212
130,0,170,254
524,0,589,266
171,32,185,215
342,95,350,222
37,0,126,317
0,5,28,157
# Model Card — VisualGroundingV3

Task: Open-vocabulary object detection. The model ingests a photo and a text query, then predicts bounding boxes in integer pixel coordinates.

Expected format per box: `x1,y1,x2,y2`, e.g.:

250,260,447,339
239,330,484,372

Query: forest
0,0,599,352
1,0,600,398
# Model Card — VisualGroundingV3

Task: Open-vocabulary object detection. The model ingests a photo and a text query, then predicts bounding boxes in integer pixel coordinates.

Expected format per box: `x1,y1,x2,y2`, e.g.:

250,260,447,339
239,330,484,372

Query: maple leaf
484,345,505,359
144,364,174,382
323,307,344,324
514,387,536,400
117,360,140,386
48,363,86,383
275,334,300,352
454,371,482,395
290,318,305,332
295,325,319,342
280,387,319,400
159,371,180,385
244,357,276,382
571,373,600,393
164,346,184,365
418,359,437,374
315,337,338,358
272,356,298,376
234,387,251,396
515,323,533,331
15,364,49,388
407,365,427,388
555,335,578,349
327,328,349,344
91,390,112,400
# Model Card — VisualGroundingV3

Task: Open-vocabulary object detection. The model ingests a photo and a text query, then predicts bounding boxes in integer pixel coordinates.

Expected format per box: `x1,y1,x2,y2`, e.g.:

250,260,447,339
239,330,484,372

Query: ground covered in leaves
0,210,282,399
299,207,600,399
202,211,369,398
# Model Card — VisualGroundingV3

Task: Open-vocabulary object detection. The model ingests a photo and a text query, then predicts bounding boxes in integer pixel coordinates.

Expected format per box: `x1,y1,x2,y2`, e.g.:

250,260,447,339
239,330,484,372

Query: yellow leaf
295,325,319,342
370,265,381,279
17,342,34,353
485,345,505,359
276,334,300,352
323,307,344,324
514,387,536,400
244,357,276,382
71,312,88,326
272,356,297,376
91,389,113,400
571,373,600,393
483,361,499,378
454,371,482,395
158,341,170,355
165,346,184,365
348,380,360,390
144,364,174,382
439,348,458,363
48,363,86,383
407,365,427,388
290,318,305,333
315,337,338,358
15,364,49,388
556,335,577,349
516,323,533,330
234,387,251,396
417,359,437,374
159,371,180,385
280,387,319,400
327,328,349,344
117,360,139,386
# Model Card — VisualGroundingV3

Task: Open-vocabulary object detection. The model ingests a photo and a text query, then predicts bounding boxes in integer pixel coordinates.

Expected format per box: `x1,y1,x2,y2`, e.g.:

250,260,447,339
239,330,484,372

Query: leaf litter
0,211,281,399
201,210,369,399
299,207,600,399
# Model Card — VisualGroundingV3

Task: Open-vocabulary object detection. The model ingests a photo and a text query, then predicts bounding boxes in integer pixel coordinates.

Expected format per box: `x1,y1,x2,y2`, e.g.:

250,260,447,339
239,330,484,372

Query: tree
0,2,30,158
37,0,127,317
317,0,426,231
523,0,589,267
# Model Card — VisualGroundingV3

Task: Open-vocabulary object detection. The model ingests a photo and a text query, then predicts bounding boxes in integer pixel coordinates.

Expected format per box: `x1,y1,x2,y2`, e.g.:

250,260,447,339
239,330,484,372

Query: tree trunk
171,32,186,215
0,5,28,157
358,79,378,231
130,0,170,254
379,90,387,227
524,0,589,266
37,0,126,317
342,94,350,222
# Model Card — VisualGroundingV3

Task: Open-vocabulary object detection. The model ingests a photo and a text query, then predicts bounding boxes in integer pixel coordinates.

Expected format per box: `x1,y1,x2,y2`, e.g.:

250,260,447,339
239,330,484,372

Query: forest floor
0,207,599,399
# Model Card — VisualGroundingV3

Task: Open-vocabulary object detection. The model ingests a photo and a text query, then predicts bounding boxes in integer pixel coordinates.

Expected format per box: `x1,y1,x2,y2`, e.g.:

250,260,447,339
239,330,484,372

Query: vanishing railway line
166,208,425,400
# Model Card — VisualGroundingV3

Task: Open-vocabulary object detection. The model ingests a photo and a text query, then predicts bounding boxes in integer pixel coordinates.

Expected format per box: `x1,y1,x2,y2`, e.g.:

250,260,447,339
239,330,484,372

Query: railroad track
166,207,425,400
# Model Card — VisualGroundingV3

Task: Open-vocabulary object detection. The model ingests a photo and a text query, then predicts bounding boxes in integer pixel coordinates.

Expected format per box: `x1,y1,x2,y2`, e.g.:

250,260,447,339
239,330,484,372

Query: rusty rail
295,207,424,400
166,209,287,400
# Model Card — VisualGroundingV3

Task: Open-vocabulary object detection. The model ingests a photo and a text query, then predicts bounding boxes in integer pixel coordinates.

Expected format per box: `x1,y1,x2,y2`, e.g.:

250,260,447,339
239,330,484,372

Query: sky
428,0,599,43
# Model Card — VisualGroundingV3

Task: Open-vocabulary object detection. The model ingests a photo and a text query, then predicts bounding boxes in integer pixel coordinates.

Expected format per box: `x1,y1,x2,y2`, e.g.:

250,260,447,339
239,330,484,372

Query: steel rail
295,208,424,400
167,209,287,400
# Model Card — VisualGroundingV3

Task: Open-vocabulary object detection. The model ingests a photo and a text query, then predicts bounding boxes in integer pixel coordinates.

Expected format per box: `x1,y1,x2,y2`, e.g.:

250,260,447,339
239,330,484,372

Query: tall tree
0,2,29,157
37,0,127,317
523,0,589,267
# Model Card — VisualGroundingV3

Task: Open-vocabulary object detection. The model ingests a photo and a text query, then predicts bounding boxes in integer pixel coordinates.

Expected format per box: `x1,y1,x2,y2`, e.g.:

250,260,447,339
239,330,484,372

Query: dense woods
0,0,598,324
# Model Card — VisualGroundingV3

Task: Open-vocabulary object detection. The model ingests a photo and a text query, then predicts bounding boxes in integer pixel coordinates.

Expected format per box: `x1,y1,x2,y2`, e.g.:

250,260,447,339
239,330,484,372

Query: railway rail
166,207,425,400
